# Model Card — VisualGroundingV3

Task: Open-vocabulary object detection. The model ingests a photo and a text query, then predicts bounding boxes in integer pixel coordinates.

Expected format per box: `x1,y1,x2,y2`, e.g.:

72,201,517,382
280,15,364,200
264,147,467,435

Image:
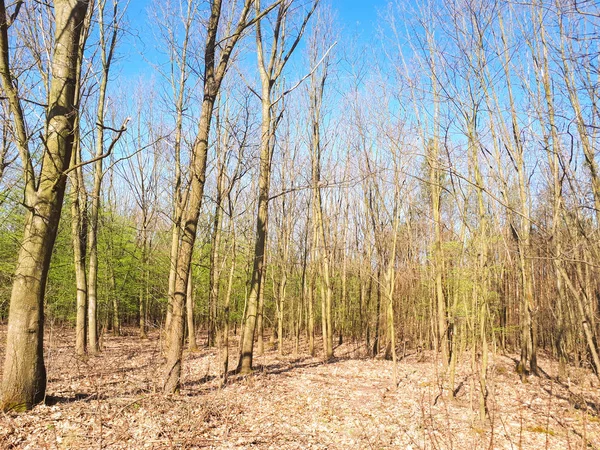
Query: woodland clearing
0,326,598,449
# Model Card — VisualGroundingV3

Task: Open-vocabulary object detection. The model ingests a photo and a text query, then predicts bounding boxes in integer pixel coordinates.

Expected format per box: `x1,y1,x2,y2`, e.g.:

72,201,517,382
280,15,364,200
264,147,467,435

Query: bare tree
163,0,280,393
306,6,334,359
86,0,123,354
0,0,91,411
238,0,318,374
70,2,94,355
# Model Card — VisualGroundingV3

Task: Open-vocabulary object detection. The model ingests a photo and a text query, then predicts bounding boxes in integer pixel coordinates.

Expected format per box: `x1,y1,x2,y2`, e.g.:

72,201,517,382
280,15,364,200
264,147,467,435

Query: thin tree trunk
165,0,193,339
256,249,267,356
278,270,287,356
238,0,316,373
239,121,271,372
427,140,447,366
238,3,276,373
307,261,315,356
186,266,197,351
207,130,227,347
309,53,334,360
87,0,120,355
535,7,568,377
222,226,236,381
70,136,88,356
139,221,148,339
70,6,93,356
109,260,120,336
373,268,381,357
165,223,180,337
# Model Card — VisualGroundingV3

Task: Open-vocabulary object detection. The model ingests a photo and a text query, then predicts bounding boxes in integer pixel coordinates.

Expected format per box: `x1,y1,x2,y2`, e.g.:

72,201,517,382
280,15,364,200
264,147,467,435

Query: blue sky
125,0,384,32
330,0,382,32
119,0,386,77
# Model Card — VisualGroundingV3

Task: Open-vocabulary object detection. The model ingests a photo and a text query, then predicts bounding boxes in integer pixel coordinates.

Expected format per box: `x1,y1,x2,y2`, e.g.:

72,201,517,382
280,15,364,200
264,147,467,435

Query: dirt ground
0,326,599,449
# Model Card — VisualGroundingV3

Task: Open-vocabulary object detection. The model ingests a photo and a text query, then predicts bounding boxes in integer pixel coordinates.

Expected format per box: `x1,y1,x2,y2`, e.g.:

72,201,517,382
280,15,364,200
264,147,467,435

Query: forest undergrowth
0,326,598,449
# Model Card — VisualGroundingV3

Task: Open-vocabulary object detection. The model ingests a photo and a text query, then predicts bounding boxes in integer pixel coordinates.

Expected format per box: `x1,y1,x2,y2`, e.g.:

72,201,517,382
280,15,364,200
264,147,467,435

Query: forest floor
0,326,599,449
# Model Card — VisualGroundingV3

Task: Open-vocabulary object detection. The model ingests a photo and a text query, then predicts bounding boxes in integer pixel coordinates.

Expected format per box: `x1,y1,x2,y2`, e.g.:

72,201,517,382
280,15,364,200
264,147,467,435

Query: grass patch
526,426,556,436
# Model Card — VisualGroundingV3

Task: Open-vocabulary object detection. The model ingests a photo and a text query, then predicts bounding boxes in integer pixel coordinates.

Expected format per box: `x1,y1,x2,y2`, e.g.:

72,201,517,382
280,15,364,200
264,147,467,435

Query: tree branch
64,117,130,176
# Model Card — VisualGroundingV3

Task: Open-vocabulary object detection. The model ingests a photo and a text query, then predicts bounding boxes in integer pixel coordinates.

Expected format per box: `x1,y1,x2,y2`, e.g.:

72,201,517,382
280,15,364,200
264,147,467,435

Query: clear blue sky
330,0,382,32
125,0,383,32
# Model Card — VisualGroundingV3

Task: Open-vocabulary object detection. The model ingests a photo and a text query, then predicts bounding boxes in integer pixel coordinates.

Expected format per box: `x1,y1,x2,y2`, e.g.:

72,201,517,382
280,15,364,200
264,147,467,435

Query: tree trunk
207,148,226,347
278,271,287,356
221,228,236,380
238,113,271,372
0,0,90,411
256,256,267,356
163,102,213,392
165,222,180,338
109,261,120,336
87,0,118,354
238,21,276,372
307,263,315,356
186,266,198,351
373,268,381,357
70,146,88,356
309,61,334,360
139,221,148,339
164,0,192,339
